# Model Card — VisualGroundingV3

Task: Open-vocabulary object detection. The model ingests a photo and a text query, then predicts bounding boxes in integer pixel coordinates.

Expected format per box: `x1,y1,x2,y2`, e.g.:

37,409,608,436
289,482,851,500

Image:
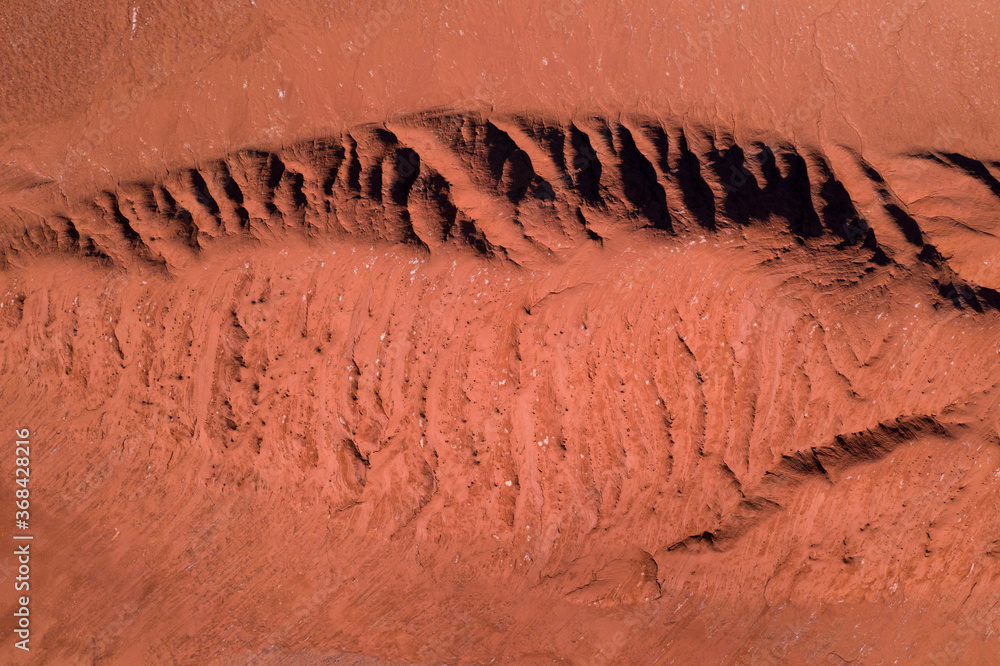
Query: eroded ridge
0,116,940,261
3,112,1000,662
9,112,1000,311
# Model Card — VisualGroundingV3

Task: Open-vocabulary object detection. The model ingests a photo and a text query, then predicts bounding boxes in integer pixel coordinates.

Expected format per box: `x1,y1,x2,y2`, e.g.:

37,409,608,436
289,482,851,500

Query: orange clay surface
1,1,999,663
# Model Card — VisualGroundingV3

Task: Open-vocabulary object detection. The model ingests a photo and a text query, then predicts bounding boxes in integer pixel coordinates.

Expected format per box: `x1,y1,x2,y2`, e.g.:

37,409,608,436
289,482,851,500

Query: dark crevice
676,133,716,229
616,124,672,231
187,169,220,217
391,148,420,206
569,124,602,203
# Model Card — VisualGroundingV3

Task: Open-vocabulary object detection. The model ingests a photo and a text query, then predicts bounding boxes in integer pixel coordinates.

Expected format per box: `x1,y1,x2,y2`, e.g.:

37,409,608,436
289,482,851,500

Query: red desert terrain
2,1,999,663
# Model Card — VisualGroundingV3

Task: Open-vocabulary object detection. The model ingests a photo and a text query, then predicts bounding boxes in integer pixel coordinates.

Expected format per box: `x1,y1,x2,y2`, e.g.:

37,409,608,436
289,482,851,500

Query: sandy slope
2,2,1000,664
2,112,999,662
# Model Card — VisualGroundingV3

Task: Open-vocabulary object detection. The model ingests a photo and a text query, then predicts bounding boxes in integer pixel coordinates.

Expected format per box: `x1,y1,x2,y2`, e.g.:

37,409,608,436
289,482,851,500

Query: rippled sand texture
3,2,1000,663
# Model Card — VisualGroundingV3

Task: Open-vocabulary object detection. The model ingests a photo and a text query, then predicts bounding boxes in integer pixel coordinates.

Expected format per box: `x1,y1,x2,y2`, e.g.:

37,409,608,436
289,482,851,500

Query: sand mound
2,111,999,662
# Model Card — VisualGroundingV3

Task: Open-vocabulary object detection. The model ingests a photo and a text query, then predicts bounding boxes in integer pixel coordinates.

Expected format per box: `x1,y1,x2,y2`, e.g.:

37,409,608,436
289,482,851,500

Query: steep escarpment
2,113,1000,663
8,112,1000,308
0,114,898,265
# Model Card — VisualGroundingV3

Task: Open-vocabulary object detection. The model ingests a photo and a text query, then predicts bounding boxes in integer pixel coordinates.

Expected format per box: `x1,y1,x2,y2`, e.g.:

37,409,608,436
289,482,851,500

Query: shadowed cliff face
2,112,1000,663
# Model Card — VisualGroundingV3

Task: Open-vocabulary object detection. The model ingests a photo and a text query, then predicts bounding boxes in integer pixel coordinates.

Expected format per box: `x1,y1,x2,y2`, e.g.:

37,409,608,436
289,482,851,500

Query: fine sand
2,2,999,663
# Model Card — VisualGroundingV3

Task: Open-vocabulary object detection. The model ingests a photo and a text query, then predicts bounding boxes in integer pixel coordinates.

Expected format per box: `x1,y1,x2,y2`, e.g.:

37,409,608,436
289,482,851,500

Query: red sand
1,2,999,663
